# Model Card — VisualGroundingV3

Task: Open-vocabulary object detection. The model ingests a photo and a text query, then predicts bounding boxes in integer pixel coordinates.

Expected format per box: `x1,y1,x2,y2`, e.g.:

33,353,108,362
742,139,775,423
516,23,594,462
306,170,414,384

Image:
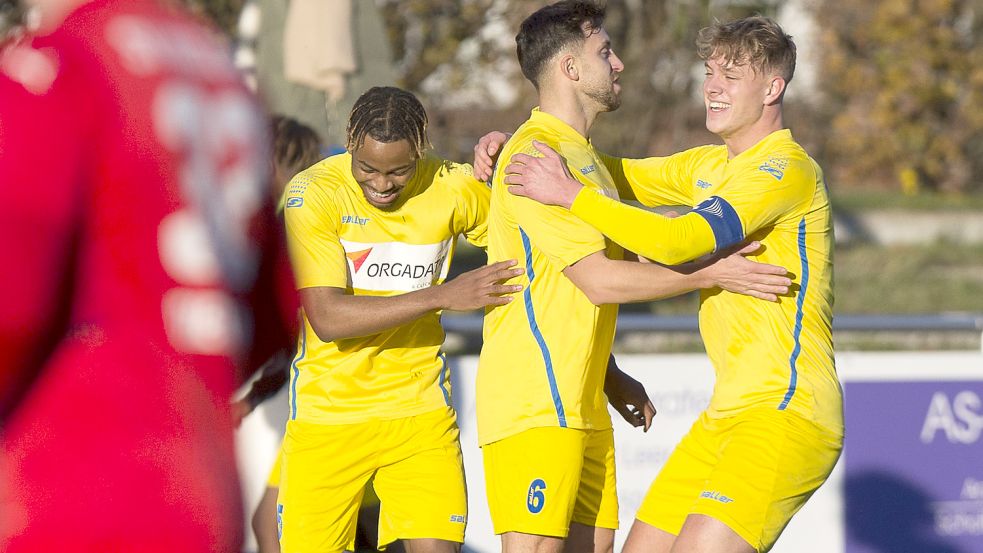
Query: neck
724,107,784,158
537,84,598,139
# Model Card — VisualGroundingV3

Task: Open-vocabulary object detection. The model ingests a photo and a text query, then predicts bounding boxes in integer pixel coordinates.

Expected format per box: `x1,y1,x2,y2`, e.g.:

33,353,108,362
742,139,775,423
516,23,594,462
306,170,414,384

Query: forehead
582,24,610,48
706,54,757,75
352,136,416,167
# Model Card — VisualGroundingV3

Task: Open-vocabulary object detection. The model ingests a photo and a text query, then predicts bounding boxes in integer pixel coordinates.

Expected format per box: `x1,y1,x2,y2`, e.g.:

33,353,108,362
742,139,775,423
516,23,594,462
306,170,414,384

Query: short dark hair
346,86,430,158
516,0,606,88
696,16,796,82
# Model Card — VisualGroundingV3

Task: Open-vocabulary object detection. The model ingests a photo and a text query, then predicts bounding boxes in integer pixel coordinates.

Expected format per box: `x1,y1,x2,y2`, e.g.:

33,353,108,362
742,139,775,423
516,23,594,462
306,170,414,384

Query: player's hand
704,241,791,301
473,131,511,182
605,357,656,432
504,141,583,209
435,260,523,311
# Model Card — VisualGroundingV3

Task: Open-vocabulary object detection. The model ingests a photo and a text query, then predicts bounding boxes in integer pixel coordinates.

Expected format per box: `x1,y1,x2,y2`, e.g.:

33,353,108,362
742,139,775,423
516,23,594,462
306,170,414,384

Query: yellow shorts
267,446,380,507
636,409,842,552
482,426,618,537
277,407,467,553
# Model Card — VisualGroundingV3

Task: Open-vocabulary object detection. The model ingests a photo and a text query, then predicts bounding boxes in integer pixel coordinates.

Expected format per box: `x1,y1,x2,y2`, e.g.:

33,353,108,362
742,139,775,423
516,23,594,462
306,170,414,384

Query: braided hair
346,86,430,158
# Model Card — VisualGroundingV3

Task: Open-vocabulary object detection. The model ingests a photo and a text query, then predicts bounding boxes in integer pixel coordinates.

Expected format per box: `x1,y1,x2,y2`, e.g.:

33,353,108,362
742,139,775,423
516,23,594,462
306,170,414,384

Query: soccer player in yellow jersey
494,15,843,553
279,86,526,553
475,4,796,553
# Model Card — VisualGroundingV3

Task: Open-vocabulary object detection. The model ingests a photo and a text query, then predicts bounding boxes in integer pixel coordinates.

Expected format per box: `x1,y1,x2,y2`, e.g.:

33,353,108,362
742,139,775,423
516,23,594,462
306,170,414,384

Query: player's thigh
373,407,468,547
483,426,589,538
278,419,376,553
571,428,618,534
635,413,718,538
693,410,843,552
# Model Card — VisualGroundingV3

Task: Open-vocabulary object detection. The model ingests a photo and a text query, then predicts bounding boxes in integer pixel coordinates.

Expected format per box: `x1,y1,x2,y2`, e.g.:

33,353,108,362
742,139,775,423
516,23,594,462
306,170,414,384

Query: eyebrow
358,160,415,173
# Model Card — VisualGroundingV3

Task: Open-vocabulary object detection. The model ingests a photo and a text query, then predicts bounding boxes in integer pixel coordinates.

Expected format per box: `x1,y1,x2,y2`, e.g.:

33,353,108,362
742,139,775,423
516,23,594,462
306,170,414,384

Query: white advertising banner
235,351,983,553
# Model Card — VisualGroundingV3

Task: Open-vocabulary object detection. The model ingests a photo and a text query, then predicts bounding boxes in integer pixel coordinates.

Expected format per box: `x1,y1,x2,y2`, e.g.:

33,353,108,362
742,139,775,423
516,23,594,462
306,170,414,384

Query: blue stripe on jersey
693,195,744,251
289,330,307,420
779,218,809,410
438,352,451,406
519,227,567,427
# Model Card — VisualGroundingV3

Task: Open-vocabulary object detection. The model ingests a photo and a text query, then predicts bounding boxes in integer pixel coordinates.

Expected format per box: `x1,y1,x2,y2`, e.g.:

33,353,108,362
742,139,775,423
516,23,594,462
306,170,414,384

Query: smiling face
578,25,625,112
703,54,785,156
350,136,418,210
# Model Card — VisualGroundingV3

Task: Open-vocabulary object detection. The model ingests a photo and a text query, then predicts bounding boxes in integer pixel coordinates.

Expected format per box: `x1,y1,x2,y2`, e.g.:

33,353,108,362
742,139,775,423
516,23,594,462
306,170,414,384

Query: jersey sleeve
283,167,349,290
444,161,491,249
597,148,706,207
569,189,718,264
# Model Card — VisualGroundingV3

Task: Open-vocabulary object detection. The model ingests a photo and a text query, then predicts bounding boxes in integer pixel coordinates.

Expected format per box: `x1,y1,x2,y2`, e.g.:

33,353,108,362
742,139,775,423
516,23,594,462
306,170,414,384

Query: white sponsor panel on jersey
340,238,452,292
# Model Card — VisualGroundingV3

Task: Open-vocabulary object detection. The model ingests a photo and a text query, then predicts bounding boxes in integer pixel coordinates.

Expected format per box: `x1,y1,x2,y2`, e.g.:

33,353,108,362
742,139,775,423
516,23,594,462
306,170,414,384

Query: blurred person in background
0,0,288,551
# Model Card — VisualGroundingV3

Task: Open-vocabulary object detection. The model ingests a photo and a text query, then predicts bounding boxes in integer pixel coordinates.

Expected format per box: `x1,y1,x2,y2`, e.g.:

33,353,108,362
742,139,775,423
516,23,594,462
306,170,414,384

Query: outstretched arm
563,242,789,306
506,142,739,265
302,260,523,343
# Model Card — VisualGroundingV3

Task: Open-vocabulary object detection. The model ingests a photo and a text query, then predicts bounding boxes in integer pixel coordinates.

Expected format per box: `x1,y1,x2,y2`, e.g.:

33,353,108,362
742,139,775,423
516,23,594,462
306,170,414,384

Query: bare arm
563,243,789,306
302,260,523,342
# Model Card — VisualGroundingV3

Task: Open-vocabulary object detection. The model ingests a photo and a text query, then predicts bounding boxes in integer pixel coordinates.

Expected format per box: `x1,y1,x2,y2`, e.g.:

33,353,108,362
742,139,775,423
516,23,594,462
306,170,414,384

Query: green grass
831,189,983,211
454,240,983,315
834,241,983,313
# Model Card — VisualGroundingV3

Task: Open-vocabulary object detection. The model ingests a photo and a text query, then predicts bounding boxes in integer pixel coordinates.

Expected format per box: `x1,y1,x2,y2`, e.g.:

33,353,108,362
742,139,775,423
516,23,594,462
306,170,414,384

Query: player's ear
765,76,786,104
559,53,579,82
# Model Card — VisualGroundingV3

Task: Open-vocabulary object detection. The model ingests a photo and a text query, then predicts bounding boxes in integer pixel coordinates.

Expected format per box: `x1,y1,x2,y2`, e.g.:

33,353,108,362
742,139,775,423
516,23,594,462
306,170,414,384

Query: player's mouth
708,101,730,112
363,186,402,206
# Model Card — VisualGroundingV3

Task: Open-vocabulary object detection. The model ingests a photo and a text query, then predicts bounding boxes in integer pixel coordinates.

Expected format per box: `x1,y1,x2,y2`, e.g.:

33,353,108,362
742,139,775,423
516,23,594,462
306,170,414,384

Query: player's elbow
576,281,617,306
305,313,344,343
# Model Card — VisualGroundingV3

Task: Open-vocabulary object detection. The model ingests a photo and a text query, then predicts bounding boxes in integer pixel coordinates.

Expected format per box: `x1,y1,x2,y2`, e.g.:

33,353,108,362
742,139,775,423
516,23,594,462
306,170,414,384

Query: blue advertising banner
845,381,983,553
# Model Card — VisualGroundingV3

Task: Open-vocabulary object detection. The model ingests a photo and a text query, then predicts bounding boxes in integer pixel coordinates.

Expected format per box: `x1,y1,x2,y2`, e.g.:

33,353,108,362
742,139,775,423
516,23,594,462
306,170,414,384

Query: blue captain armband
692,196,744,251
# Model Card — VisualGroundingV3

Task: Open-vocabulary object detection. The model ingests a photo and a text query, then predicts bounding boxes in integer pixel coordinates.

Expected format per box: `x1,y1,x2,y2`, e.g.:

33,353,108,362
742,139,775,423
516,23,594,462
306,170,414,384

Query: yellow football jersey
283,153,490,424
583,129,841,435
477,109,623,446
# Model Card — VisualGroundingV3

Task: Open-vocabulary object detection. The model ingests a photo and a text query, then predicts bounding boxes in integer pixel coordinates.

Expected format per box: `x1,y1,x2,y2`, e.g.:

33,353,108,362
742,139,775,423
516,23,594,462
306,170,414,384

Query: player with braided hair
276,86,523,553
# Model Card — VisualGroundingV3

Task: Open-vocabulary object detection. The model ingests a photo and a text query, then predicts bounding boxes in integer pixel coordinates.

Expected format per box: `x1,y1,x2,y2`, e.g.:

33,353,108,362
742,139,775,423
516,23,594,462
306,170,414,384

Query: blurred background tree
813,0,983,195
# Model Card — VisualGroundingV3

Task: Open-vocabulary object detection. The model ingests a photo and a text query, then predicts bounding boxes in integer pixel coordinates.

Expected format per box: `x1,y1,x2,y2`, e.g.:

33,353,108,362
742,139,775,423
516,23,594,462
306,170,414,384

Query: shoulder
754,141,816,185
286,154,351,206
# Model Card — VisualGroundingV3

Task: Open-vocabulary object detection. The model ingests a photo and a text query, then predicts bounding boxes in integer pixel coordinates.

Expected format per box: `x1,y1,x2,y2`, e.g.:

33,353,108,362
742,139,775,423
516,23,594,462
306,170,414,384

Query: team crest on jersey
759,156,789,180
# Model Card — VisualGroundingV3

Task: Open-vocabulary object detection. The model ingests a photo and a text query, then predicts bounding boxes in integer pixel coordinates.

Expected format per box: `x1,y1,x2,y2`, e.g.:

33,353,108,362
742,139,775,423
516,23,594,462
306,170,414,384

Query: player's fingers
750,262,790,277
510,153,535,166
490,284,523,295
507,185,528,197
532,140,559,159
746,289,779,302
736,240,763,256
484,295,513,306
